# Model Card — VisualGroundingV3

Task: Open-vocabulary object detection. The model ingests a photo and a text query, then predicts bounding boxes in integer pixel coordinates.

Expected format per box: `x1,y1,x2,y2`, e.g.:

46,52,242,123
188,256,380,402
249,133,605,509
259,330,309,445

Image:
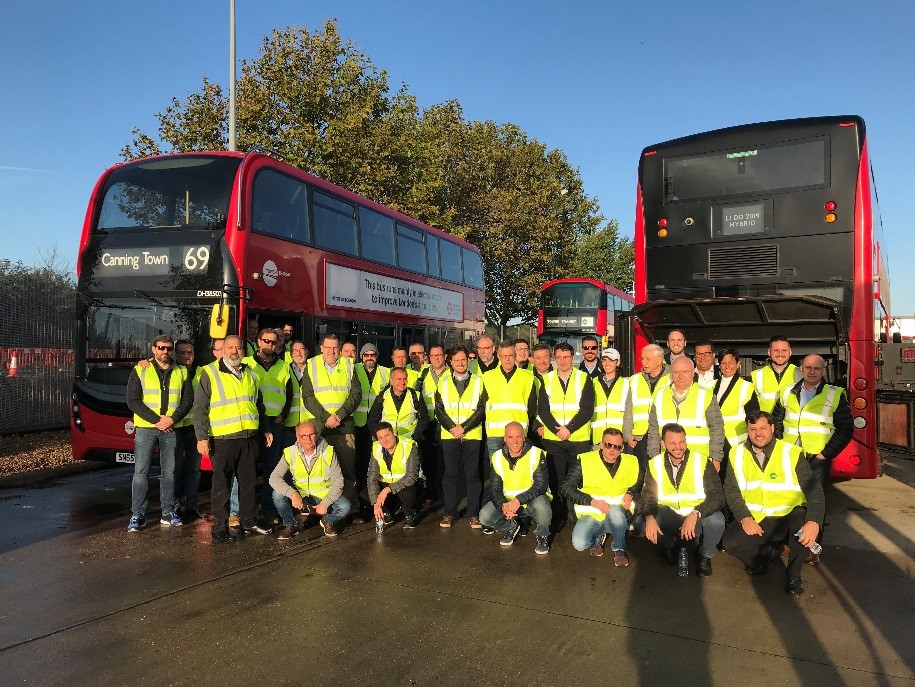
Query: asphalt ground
0,454,913,686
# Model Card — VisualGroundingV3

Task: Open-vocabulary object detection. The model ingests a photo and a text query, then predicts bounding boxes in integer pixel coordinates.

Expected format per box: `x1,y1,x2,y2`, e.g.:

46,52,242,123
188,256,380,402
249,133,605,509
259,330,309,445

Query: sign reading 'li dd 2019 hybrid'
325,263,464,322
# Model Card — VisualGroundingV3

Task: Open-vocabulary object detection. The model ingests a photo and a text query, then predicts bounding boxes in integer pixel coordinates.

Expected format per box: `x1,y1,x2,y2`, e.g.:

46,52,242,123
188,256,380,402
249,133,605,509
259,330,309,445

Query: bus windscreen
663,138,828,203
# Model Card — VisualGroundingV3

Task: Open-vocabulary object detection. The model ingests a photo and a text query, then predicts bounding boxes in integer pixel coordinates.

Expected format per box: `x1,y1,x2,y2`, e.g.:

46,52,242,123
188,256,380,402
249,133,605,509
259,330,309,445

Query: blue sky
2,2,913,313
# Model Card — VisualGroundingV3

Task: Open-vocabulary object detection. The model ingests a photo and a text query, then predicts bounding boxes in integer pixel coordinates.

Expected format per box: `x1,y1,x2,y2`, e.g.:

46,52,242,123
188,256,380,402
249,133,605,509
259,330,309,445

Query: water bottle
678,546,689,577
376,519,385,534
796,530,823,555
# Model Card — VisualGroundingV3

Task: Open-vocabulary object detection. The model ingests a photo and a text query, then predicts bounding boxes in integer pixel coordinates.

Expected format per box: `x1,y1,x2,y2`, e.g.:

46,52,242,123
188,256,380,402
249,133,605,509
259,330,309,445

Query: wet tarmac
0,454,913,686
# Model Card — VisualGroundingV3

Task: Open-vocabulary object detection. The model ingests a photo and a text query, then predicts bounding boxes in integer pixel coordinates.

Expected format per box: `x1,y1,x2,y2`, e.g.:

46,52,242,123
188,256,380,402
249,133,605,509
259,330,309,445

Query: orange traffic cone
8,350,17,377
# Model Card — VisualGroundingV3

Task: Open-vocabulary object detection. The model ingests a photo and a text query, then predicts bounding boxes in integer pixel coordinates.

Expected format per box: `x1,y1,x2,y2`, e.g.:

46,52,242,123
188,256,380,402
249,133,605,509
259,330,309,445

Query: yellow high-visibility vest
629,371,670,436
540,369,591,442
574,450,639,519
438,373,483,441
719,377,755,444
204,364,260,436
648,451,709,515
482,366,534,434
752,363,800,412
242,355,290,418
284,442,336,499
354,364,390,428
781,383,845,455
133,363,188,429
491,445,547,499
730,439,805,522
591,375,629,444
653,383,713,453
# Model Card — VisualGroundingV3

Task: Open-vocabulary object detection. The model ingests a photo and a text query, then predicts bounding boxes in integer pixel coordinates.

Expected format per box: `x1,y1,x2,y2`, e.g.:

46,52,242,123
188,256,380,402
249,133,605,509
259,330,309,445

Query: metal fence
0,267,75,434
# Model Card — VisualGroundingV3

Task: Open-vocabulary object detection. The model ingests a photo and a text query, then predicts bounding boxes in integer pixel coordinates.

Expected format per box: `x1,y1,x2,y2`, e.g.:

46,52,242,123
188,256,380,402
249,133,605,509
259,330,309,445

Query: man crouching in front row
269,420,351,540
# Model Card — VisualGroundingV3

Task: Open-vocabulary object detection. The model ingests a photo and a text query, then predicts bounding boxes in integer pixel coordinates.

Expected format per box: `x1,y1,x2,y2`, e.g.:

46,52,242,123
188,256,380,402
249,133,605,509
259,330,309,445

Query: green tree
569,220,635,293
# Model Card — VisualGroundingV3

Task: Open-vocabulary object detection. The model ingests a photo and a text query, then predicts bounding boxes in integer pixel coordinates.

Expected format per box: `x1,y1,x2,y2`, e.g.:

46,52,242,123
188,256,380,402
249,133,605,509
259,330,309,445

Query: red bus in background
71,151,485,466
622,115,895,479
538,278,633,361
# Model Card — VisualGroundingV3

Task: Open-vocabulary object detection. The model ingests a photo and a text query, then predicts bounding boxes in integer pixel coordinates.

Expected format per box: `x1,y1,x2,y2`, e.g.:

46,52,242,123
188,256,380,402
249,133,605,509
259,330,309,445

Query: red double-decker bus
538,278,633,359
71,151,485,465
622,115,897,479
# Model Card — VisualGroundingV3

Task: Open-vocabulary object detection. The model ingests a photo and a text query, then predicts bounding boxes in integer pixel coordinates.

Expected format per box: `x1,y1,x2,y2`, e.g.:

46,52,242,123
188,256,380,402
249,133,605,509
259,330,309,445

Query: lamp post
228,0,236,151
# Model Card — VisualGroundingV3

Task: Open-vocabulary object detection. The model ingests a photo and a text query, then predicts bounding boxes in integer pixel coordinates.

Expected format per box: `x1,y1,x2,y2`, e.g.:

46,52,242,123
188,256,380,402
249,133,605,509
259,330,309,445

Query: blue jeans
571,506,630,552
479,494,552,538
272,491,351,527
132,427,177,518
655,506,726,559
230,478,239,516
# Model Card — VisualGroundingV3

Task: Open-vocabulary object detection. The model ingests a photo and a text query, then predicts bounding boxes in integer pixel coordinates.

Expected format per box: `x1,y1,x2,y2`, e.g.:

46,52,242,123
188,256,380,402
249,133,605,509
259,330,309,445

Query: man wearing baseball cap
353,343,390,521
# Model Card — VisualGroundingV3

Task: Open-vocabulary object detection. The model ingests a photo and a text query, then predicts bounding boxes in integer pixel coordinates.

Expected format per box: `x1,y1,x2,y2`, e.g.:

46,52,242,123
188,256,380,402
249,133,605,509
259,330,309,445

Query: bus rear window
663,138,828,203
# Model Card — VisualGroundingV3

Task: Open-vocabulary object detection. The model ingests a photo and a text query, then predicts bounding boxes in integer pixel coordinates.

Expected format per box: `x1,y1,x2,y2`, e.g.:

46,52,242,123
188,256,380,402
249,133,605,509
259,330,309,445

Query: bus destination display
95,246,211,276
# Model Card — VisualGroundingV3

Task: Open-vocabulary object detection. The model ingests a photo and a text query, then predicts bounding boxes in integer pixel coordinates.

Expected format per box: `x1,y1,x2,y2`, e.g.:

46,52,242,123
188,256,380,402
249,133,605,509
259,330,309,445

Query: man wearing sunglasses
577,335,602,378
564,428,640,565
125,335,194,532
241,328,293,528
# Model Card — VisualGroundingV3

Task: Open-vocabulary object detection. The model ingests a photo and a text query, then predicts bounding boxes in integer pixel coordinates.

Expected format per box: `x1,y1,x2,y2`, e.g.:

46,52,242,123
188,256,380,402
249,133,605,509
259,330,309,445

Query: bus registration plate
115,452,135,463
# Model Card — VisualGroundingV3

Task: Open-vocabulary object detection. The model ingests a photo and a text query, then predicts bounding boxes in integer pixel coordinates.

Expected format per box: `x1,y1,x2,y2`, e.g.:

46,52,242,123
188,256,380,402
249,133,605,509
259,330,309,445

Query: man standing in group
435,346,486,528
172,339,204,521
531,343,553,383
301,333,362,519
368,422,423,530
408,342,428,378
752,335,800,412
625,343,670,465
193,335,273,542
641,423,726,576
479,422,552,554
564,428,640,564
577,335,601,378
368,367,429,442
245,318,260,357
341,341,357,361
469,334,498,375
537,341,595,529
664,329,687,366
125,335,194,531
242,328,293,525
723,410,824,594
417,344,449,506
693,340,718,389
283,341,314,448
591,347,631,447
647,356,726,472
353,344,390,519
776,353,852,561
390,346,417,388
515,339,532,370
269,420,351,540
281,323,295,362
481,341,537,464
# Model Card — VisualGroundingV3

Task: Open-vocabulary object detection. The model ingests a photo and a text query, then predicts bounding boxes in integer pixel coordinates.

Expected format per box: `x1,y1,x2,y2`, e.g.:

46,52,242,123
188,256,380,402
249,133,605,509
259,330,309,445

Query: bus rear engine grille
708,245,778,279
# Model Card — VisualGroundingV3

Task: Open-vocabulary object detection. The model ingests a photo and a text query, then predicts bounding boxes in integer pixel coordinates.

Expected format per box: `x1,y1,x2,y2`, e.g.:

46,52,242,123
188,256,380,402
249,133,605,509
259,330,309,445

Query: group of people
125,325,852,594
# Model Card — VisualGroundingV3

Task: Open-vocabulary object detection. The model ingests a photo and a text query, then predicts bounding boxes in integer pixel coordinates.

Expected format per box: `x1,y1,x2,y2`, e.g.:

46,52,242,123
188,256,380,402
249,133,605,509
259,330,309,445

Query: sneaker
439,515,455,528
277,525,299,540
321,520,338,537
469,517,483,530
535,535,550,555
404,514,418,529
228,515,241,528
127,516,144,533
160,512,183,527
383,511,395,525
590,533,607,557
613,550,630,567
482,526,496,535
500,522,520,546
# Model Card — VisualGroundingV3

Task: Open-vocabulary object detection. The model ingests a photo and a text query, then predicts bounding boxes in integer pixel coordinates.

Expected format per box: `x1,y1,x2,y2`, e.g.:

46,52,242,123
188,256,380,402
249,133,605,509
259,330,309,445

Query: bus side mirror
210,304,229,339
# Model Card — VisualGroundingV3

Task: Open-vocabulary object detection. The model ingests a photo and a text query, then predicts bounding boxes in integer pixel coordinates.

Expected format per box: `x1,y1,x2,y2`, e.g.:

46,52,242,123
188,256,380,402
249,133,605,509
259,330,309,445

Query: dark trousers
355,425,373,508
808,454,830,545
722,506,810,581
370,480,422,518
422,423,444,502
441,438,482,518
174,426,202,511
541,439,591,526
323,431,358,505
211,436,258,533
258,423,284,517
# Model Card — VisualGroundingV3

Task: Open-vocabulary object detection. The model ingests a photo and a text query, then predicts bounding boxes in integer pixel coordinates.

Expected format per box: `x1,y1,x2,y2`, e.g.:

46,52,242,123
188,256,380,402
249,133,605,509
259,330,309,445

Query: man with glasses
514,339,532,371
125,335,194,532
302,333,362,517
641,423,726,576
774,353,852,563
242,328,293,527
354,344,390,520
692,340,719,389
564,428,640,565
283,341,314,448
578,335,601,378
469,334,498,375
193,335,273,542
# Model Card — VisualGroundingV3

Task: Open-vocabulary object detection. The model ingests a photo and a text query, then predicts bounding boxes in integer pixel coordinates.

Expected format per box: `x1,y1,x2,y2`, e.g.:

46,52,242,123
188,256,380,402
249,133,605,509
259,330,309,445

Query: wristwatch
691,510,701,518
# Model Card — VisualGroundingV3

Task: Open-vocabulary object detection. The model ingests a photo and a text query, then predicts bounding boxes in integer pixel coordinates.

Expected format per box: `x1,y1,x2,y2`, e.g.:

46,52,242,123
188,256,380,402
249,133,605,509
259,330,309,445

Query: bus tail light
658,229,668,238
853,416,867,429
853,377,868,390
853,397,867,410
72,392,85,432
825,213,837,223
825,201,837,211
658,218,668,228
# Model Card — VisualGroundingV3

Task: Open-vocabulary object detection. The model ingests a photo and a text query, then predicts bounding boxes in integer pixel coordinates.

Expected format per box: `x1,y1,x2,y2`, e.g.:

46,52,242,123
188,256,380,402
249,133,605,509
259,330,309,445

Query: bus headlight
853,416,867,429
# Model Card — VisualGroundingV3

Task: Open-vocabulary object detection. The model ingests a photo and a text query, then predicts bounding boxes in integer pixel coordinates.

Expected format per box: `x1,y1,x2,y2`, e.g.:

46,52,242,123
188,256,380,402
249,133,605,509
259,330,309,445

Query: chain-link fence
0,262,76,434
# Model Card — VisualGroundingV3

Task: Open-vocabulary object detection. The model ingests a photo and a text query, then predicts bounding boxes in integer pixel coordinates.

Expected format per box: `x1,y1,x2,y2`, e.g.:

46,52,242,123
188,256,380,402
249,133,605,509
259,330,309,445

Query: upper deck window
463,249,484,289
96,156,240,231
251,170,310,242
542,284,603,309
663,138,828,203
313,190,357,256
359,207,395,266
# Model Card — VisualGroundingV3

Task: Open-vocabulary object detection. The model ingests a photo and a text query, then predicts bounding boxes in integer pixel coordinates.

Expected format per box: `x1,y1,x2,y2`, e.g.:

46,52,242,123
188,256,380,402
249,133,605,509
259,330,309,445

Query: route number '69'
184,246,210,271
